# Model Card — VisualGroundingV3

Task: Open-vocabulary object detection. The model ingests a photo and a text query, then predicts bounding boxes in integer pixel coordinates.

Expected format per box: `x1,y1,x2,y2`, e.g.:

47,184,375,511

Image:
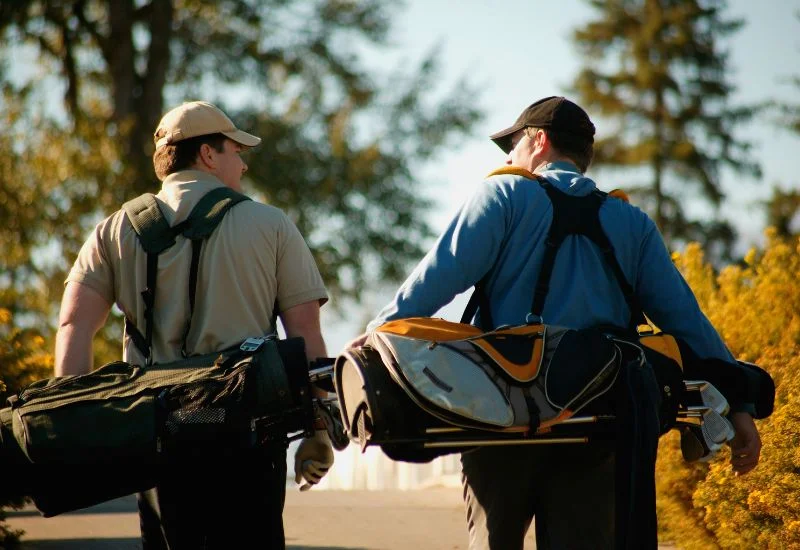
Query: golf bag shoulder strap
121,187,251,362
461,169,646,331
122,187,250,247
123,193,179,255
532,176,647,330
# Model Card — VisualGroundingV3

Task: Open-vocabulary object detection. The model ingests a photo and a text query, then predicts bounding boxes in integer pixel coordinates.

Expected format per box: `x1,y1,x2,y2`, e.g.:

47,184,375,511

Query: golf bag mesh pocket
165,408,226,433
157,364,255,455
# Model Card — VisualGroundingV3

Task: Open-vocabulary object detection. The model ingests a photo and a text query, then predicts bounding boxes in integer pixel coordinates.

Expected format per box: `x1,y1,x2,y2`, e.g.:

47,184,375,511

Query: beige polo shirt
66,170,328,365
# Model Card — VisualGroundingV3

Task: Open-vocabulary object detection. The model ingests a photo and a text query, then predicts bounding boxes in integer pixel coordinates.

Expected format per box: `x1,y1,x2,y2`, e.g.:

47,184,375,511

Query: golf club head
700,408,735,445
677,406,735,446
684,380,730,416
680,423,712,462
678,421,727,462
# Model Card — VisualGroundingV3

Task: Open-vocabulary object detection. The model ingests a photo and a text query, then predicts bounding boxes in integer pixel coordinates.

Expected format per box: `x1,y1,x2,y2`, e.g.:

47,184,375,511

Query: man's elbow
280,301,323,335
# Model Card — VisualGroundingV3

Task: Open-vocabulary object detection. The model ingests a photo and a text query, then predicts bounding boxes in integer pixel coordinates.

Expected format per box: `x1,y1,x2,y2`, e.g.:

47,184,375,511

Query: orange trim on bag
470,325,545,383
376,317,482,341
640,334,683,370
485,166,537,180
537,408,574,432
609,189,630,203
375,319,546,382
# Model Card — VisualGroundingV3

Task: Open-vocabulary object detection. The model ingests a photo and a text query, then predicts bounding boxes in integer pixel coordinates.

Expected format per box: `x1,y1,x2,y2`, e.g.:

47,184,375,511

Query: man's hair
526,127,594,173
153,133,227,180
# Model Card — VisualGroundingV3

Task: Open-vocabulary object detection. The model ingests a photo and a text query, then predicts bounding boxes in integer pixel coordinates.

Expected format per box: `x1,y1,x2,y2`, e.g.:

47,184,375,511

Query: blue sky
395,0,799,235
321,0,800,353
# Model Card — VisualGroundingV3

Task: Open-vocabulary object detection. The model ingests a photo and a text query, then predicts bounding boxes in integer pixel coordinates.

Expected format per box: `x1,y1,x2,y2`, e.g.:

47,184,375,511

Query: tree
571,0,760,257
764,187,800,238
0,0,481,354
0,0,481,300
766,20,800,239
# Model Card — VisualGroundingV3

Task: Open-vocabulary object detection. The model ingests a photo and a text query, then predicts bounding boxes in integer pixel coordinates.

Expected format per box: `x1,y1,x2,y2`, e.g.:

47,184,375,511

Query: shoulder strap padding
122,194,176,255
535,177,646,327
181,186,251,240
122,187,251,252
485,166,537,180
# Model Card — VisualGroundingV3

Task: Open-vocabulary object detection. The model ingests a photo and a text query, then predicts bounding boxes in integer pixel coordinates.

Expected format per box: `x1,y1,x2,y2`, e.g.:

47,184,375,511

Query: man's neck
533,155,579,174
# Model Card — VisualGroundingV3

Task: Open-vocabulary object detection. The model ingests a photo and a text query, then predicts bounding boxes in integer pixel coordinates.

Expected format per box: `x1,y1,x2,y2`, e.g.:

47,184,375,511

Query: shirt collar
156,170,228,225
161,169,226,189
537,161,597,195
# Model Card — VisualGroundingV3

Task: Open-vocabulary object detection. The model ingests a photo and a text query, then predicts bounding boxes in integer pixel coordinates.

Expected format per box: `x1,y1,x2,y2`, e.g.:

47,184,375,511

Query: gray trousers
461,444,615,550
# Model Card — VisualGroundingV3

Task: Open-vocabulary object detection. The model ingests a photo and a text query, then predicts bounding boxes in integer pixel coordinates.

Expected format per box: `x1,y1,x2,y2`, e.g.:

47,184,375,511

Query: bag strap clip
240,336,271,353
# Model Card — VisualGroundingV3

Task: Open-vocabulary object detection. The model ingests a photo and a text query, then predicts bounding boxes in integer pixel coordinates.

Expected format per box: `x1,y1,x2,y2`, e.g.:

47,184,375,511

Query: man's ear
197,143,216,169
534,129,550,155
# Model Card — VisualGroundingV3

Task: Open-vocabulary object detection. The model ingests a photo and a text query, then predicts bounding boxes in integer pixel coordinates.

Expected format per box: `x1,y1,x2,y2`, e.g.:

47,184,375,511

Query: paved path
6,488,535,549
7,489,677,549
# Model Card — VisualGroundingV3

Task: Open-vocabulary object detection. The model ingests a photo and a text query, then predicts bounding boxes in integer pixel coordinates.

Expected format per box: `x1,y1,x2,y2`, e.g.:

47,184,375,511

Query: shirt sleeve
367,182,508,330
274,214,328,312
635,220,735,362
64,214,118,306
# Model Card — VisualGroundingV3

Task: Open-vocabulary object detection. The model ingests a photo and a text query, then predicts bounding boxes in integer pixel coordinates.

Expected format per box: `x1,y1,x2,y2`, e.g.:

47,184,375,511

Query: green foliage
0,308,53,401
0,0,482,299
766,38,800,238
763,187,800,239
657,233,800,547
571,0,761,259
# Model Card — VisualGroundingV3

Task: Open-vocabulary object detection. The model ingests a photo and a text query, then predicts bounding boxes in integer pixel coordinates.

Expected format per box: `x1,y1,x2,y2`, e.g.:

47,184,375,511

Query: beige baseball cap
154,101,261,149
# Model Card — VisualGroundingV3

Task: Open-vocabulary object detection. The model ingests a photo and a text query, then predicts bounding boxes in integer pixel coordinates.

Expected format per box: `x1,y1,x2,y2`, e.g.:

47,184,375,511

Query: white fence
290,443,462,490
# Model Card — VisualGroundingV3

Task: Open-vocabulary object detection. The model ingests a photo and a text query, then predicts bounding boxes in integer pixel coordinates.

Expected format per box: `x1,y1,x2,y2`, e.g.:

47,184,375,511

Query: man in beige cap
55,100,335,549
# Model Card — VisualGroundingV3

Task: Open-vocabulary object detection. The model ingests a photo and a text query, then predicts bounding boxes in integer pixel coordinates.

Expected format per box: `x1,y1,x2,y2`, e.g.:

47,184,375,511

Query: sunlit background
1,0,799,546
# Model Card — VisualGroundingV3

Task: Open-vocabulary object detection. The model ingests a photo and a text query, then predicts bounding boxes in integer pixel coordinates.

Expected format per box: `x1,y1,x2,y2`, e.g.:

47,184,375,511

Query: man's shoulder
596,188,659,240
227,199,291,226
479,167,545,205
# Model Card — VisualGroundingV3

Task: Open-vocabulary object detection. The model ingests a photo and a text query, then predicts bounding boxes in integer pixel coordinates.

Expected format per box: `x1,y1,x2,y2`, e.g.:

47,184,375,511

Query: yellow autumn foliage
0,307,53,547
657,230,800,549
0,308,53,398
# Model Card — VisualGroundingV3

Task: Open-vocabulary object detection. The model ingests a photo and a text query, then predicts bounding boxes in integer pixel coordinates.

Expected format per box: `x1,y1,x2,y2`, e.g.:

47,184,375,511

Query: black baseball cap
489,96,596,153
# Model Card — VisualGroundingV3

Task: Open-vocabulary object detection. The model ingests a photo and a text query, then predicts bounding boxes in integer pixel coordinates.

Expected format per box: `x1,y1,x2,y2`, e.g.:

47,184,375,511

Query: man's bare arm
280,300,327,398
55,282,112,376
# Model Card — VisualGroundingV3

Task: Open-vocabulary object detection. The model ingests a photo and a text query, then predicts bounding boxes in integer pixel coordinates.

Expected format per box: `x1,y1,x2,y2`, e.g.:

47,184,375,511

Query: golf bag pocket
335,318,626,462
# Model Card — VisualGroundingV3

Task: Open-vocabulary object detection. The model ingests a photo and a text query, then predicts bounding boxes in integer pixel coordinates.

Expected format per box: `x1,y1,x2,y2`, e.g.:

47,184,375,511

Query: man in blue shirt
352,96,761,549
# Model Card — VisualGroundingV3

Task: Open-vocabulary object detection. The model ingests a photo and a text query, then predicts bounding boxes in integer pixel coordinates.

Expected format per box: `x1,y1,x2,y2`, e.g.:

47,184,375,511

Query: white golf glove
294,429,334,491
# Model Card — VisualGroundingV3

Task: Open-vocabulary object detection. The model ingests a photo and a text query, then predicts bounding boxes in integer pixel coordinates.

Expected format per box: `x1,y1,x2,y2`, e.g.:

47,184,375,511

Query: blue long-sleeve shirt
368,161,735,362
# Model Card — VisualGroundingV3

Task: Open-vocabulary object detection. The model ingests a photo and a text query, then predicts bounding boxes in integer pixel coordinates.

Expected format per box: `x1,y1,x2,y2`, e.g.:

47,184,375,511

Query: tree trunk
107,0,136,124
653,89,666,239
104,0,174,197
130,0,174,196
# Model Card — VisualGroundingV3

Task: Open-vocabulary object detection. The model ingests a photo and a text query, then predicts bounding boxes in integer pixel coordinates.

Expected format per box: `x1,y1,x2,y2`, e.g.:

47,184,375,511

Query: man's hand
345,333,368,351
728,411,761,476
294,430,334,491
